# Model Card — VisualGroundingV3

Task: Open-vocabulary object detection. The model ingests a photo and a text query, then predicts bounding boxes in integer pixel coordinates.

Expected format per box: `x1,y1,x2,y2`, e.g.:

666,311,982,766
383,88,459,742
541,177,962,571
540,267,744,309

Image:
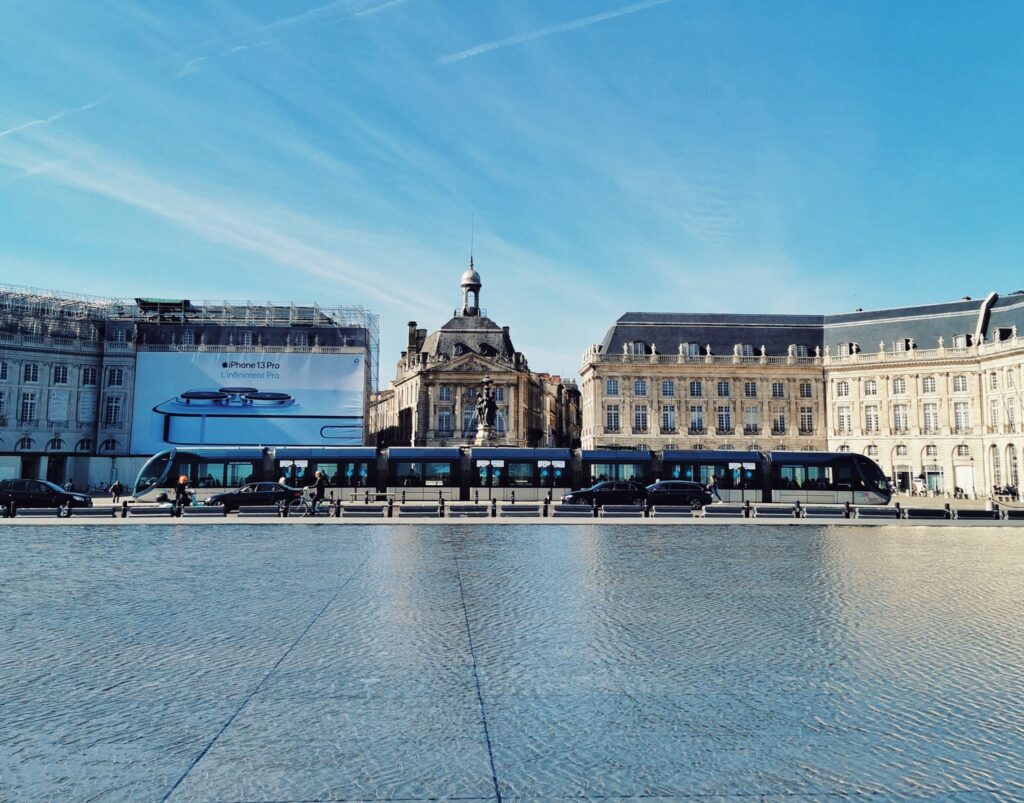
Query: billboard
130,352,365,453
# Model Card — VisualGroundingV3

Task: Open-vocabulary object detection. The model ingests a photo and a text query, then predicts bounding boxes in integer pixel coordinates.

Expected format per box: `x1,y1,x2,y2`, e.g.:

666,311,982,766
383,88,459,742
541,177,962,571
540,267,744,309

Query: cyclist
311,470,327,514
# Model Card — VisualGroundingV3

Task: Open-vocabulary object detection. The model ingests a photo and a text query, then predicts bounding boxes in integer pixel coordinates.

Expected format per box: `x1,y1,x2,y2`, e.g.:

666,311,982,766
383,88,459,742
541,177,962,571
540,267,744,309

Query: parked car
645,480,713,508
0,479,93,513
561,480,647,507
204,482,303,512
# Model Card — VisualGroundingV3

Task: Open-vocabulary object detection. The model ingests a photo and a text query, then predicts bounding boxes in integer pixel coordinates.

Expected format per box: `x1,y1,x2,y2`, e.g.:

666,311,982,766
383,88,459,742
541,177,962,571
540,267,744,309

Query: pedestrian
277,475,288,486
312,469,327,512
63,479,74,492
707,473,722,503
110,479,124,504
174,475,192,509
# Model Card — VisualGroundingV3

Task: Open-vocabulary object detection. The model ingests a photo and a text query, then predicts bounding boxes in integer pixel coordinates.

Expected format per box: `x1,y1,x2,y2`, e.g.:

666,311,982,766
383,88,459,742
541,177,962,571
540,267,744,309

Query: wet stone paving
1,524,1023,802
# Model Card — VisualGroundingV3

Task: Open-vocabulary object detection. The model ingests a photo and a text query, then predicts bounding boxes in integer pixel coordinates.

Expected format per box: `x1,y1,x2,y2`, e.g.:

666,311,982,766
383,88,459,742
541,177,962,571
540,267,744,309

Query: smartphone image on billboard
153,388,359,445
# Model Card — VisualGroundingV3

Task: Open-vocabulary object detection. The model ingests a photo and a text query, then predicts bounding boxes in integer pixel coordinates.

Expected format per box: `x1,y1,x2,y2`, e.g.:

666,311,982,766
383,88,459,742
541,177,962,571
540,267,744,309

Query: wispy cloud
0,131,447,317
175,42,272,78
437,0,673,65
0,96,110,139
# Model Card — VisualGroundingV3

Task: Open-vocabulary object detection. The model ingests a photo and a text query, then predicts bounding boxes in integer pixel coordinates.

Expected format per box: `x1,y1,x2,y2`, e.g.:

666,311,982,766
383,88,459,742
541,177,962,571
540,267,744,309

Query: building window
82,367,97,386
923,403,938,432
893,378,906,395
606,378,619,396
23,363,39,383
744,381,757,398
112,328,127,343
741,344,754,357
716,405,731,433
438,385,452,402
837,406,851,434
689,380,702,398
634,404,648,432
292,332,307,348
795,345,809,357
239,331,253,347
716,381,730,398
799,407,814,433
992,446,1002,487
837,380,850,397
103,396,123,427
864,405,879,433
0,390,5,416
107,368,124,387
631,341,646,356
744,406,759,434
799,381,812,398
689,405,704,432
954,402,970,431
989,399,1000,429
1008,402,1018,433
896,445,908,456
661,380,675,397
181,330,195,346
100,438,119,453
606,404,620,431
53,365,69,385
867,445,878,457
17,437,34,450
956,444,970,457
687,343,701,357
837,445,850,453
864,379,877,396
771,381,784,399
437,410,452,434
926,444,938,458
0,361,7,380
19,392,37,422
893,404,909,432
76,438,93,453
493,387,504,402
772,410,787,434
953,375,968,393
661,404,675,432
634,379,647,396
990,373,998,390
922,376,936,393
953,334,968,348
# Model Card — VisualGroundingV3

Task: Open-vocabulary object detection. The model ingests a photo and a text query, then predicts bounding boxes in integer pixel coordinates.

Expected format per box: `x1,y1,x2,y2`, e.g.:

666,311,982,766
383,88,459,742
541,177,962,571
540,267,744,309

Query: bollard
121,501,128,518
895,501,902,519
744,499,752,519
474,489,479,504
491,498,497,518
334,499,341,518
510,490,515,505
401,490,406,504
364,490,370,504
793,500,802,518
545,491,552,506
387,498,394,518
282,500,289,518
543,498,549,517
843,501,851,519
439,498,446,517
944,502,951,519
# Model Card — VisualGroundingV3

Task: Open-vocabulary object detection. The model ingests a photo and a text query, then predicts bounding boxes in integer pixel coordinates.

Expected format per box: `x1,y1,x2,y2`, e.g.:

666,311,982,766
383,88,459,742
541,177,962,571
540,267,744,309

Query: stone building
580,312,827,453
582,292,1024,498
369,261,581,448
0,285,378,488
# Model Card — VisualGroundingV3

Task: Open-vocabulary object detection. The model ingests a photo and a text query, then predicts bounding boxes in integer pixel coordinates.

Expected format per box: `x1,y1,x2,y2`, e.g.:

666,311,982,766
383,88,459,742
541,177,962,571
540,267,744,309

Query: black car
645,480,713,508
0,479,93,513
561,480,647,507
205,482,303,512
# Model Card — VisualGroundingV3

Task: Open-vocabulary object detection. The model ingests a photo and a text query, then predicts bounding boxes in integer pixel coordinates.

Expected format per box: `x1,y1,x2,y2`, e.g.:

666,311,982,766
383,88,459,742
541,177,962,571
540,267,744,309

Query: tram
133,446,892,505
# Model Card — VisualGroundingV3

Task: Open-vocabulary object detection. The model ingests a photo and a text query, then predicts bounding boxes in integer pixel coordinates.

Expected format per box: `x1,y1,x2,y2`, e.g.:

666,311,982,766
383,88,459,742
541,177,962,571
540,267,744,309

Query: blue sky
1,0,1021,383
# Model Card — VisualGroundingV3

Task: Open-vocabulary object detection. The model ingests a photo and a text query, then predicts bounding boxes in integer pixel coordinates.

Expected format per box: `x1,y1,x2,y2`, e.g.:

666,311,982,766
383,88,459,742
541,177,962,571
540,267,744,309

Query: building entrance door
46,456,66,486
20,455,40,479
953,465,975,498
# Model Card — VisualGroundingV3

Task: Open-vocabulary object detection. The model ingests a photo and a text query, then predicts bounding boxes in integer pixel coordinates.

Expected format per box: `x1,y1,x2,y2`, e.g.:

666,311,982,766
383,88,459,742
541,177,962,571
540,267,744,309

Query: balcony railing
771,427,787,435
632,426,649,435
798,428,815,436
16,418,40,427
604,426,621,434
743,425,760,435
688,426,706,435
715,427,733,436
661,427,678,434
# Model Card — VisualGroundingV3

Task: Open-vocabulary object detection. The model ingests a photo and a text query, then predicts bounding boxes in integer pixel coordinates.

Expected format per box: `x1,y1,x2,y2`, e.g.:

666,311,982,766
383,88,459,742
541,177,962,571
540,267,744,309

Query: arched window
16,437,34,451
46,438,66,452
991,445,1002,487
896,444,908,456
99,438,119,453
76,438,93,452
1008,445,1019,489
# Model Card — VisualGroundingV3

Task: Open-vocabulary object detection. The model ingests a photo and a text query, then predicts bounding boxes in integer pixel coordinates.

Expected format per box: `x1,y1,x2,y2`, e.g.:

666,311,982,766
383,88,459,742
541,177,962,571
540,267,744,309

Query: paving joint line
451,540,503,803
161,552,373,802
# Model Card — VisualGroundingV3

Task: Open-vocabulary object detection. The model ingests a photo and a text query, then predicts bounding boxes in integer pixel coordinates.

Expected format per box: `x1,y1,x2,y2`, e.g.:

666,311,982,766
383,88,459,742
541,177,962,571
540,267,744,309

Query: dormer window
740,344,754,357
687,343,701,357
794,345,808,357
631,341,646,356
952,334,970,348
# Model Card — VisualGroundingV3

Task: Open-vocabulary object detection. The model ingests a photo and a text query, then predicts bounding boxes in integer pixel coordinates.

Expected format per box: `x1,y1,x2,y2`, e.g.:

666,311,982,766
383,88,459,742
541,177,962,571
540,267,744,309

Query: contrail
0,96,110,139
437,0,673,65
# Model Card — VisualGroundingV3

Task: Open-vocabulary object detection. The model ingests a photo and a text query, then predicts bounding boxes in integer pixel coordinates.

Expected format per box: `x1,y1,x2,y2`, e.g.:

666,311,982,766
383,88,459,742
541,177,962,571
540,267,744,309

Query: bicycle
287,486,324,517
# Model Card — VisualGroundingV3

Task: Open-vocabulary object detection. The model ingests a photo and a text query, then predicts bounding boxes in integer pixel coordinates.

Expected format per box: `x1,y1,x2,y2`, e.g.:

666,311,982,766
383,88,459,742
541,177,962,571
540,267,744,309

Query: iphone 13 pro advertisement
130,352,365,451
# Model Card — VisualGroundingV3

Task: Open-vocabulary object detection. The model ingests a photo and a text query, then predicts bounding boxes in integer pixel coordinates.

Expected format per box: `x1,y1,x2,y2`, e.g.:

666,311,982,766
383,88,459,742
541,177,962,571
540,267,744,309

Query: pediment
433,354,504,374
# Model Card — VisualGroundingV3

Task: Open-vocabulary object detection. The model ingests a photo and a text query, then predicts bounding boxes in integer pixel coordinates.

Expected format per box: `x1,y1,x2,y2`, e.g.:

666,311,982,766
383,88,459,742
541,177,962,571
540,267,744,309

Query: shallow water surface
1,524,1022,801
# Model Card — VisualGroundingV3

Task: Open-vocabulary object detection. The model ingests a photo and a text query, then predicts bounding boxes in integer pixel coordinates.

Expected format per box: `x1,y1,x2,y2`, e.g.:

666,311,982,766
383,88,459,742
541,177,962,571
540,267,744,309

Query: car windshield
40,481,67,493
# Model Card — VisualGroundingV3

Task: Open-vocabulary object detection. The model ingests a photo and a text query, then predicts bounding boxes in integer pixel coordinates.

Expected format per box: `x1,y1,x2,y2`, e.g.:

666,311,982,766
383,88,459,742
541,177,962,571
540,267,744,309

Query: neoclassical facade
582,292,1024,497
369,263,581,448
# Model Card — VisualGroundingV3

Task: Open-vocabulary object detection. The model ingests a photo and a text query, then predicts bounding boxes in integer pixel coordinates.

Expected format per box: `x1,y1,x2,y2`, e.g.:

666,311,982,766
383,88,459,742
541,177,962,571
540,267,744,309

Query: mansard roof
419,314,517,361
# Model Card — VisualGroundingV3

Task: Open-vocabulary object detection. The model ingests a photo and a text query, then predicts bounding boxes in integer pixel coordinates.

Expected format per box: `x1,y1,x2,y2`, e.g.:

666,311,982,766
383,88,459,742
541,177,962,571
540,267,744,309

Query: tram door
474,459,504,500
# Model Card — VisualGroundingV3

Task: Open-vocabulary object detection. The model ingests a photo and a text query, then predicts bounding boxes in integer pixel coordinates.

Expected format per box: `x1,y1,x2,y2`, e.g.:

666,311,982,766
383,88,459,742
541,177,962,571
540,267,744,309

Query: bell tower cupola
460,257,482,316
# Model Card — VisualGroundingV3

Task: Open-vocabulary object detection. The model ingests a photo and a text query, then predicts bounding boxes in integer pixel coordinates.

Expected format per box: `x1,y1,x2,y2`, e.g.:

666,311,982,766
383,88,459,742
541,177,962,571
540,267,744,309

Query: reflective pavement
1,524,1022,801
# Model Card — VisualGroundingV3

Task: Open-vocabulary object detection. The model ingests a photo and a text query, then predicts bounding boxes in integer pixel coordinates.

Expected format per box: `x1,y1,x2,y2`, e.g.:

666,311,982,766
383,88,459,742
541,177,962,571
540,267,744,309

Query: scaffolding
0,285,381,391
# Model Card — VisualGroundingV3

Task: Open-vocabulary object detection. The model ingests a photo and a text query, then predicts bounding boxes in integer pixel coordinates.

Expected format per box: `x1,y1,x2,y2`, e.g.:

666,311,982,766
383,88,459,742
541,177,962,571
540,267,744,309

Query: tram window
778,465,805,489
507,463,533,486
423,462,452,485
590,463,615,482
227,462,256,486
393,461,425,486
338,462,369,486
194,462,220,487
620,463,644,482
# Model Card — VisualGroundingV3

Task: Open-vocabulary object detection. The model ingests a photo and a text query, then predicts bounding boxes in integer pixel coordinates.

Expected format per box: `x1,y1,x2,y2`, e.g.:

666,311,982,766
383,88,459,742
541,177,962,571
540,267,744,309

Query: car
645,480,713,509
561,480,647,507
0,479,93,513
204,482,303,512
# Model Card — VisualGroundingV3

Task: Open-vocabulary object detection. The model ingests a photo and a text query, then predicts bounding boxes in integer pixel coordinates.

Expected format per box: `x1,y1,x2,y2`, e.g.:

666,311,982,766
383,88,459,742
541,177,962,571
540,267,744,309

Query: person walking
707,473,722,503
312,470,327,513
110,479,124,504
